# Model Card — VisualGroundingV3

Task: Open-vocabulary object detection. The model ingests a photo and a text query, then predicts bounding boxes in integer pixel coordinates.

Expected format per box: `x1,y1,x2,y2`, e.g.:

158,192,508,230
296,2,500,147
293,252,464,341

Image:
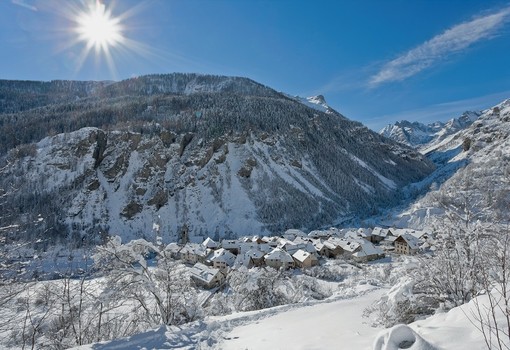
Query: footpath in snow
217,286,385,350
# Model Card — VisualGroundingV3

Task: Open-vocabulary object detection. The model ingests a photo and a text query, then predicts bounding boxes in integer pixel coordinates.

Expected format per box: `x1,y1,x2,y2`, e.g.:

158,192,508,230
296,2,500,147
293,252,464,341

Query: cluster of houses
169,226,430,289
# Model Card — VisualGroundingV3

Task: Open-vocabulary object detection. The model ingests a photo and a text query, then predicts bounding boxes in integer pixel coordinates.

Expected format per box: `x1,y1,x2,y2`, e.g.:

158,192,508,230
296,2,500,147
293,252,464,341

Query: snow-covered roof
202,237,218,249
336,239,361,253
221,239,240,249
165,242,181,254
308,230,331,238
284,229,307,240
189,263,222,284
209,248,236,266
246,249,265,259
180,243,206,256
234,253,252,268
265,248,294,263
292,249,315,263
238,242,259,253
396,234,420,250
371,227,388,238
352,242,384,258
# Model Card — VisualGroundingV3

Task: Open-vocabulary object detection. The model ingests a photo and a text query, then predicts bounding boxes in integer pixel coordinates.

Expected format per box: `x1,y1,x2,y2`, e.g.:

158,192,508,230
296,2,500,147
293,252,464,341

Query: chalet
293,237,318,255
283,229,307,241
189,263,225,289
179,243,207,265
325,237,347,257
238,242,259,254
235,248,266,268
262,236,280,247
207,248,236,272
351,241,385,262
264,248,295,269
202,237,218,249
292,249,319,268
357,228,374,242
308,230,331,239
221,239,240,255
251,235,264,244
313,241,327,257
394,234,420,255
336,239,360,258
345,228,373,242
371,227,389,244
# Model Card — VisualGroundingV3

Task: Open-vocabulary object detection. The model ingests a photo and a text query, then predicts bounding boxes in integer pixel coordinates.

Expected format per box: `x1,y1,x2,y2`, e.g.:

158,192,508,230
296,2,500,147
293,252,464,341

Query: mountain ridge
0,73,434,245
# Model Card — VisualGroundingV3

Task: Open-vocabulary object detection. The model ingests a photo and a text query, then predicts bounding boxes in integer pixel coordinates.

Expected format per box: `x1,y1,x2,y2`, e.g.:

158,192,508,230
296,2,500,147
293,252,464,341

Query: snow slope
70,282,506,350
71,285,386,350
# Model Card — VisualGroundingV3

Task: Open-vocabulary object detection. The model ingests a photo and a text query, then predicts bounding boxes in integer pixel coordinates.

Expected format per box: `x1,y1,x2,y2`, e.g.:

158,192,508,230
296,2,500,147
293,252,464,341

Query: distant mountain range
0,73,434,245
381,99,510,229
380,111,481,151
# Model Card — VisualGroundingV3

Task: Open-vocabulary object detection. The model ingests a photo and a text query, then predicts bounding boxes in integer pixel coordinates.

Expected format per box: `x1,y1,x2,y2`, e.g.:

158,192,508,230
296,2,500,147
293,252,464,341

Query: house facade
189,263,225,289
292,249,319,268
394,234,420,255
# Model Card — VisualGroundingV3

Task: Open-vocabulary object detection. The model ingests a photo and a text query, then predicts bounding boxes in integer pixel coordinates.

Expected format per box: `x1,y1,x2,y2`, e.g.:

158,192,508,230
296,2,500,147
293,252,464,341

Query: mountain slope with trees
0,73,434,245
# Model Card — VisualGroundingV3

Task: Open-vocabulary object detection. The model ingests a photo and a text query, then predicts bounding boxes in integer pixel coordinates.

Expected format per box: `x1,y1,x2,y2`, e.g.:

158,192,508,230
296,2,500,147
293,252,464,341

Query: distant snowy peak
380,121,441,147
286,94,338,115
380,110,481,149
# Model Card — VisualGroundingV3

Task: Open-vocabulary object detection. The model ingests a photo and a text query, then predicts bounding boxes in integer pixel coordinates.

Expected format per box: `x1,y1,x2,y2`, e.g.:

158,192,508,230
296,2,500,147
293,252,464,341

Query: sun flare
76,0,123,52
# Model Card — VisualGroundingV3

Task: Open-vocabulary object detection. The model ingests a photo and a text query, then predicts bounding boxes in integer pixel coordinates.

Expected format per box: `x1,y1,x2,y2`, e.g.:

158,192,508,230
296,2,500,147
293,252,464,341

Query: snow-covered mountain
390,99,510,228
288,94,336,114
0,73,433,244
380,111,480,150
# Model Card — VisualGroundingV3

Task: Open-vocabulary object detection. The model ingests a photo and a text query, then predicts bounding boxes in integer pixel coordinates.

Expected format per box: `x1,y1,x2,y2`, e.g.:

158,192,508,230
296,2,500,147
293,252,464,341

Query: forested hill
0,73,434,246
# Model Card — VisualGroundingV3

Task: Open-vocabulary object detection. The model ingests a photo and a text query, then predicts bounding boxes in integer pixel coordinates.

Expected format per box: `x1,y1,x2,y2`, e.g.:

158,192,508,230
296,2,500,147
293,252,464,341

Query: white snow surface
69,282,505,350
71,285,385,350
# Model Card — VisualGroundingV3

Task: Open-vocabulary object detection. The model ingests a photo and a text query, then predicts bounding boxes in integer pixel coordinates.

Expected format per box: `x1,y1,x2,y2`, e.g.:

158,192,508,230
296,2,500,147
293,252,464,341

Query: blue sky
1,0,509,130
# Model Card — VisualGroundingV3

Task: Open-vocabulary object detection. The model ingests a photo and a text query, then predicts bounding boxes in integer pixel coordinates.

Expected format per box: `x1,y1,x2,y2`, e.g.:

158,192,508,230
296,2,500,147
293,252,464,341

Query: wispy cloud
369,6,510,87
11,0,38,11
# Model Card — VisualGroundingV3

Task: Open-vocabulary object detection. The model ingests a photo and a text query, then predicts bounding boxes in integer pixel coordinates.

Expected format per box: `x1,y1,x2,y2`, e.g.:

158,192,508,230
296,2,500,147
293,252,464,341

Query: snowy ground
218,285,385,350
71,282,500,350
71,285,384,349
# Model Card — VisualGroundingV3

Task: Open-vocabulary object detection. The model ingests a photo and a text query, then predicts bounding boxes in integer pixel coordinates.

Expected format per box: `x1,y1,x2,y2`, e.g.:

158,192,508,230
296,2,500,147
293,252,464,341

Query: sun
76,0,123,53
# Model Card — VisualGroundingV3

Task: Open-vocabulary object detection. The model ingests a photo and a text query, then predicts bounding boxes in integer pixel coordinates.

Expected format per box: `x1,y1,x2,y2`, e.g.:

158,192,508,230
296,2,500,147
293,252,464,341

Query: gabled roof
336,239,361,253
352,241,384,258
308,230,331,238
189,263,222,284
371,227,388,238
265,248,294,263
221,239,240,249
357,228,373,237
284,229,307,240
238,242,259,253
292,249,316,263
180,243,206,256
246,248,265,259
165,242,181,254
202,237,218,249
313,241,325,251
396,234,420,250
209,248,236,266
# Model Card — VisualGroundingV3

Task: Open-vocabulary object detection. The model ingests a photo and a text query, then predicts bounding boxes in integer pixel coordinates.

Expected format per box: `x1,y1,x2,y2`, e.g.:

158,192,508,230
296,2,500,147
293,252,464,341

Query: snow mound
373,324,438,350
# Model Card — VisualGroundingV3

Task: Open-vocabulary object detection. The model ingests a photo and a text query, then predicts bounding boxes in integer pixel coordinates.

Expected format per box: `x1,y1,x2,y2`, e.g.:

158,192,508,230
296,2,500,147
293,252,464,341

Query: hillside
0,73,434,245
390,98,510,228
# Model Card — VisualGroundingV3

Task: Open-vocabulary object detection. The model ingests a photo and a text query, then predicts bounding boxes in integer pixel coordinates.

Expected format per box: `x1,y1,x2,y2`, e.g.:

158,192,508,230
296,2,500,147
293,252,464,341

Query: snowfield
71,285,386,350
70,283,499,350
